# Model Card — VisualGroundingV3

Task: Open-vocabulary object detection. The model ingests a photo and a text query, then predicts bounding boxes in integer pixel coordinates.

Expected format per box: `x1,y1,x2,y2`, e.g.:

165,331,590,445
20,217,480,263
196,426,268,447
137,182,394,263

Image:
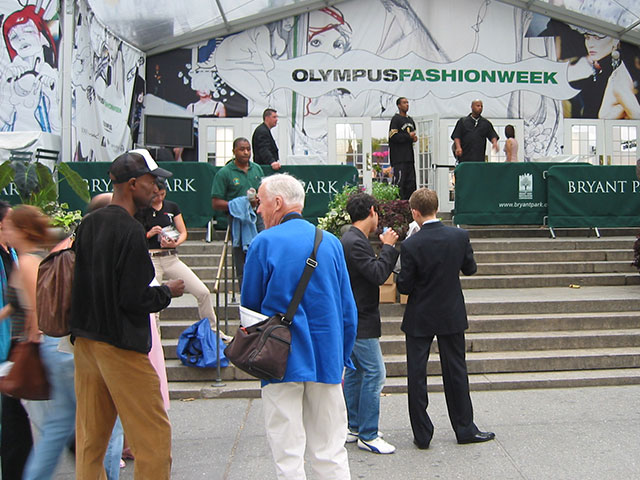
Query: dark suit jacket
252,123,279,166
341,227,399,338
396,221,476,337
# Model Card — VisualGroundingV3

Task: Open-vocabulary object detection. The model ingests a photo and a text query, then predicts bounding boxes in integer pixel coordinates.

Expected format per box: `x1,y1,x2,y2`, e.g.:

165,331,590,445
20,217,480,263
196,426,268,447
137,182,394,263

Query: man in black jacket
252,108,281,171
71,149,185,479
397,188,494,449
341,193,399,454
389,97,417,200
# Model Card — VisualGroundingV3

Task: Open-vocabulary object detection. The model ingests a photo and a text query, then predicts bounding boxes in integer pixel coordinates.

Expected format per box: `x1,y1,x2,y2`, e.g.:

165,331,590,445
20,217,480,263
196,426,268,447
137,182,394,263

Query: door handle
366,152,372,170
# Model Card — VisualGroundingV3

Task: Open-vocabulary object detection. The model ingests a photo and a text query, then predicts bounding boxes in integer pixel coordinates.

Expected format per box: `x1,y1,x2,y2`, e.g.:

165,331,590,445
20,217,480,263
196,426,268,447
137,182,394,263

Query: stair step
167,368,640,399
470,238,634,251
164,347,640,382
461,272,640,289
474,250,629,262
475,262,635,275
162,329,640,359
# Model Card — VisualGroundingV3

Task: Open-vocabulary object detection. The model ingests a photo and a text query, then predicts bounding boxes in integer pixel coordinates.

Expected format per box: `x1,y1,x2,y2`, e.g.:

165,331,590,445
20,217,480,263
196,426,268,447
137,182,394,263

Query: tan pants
74,337,172,480
152,253,215,321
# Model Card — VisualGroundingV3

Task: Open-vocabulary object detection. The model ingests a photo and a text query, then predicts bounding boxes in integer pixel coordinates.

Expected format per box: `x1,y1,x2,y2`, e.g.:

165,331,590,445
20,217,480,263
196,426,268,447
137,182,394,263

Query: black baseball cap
108,149,173,184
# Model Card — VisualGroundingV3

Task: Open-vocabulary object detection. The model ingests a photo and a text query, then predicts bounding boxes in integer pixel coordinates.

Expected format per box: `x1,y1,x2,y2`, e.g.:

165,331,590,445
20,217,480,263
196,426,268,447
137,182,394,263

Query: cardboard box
379,284,397,303
400,294,408,305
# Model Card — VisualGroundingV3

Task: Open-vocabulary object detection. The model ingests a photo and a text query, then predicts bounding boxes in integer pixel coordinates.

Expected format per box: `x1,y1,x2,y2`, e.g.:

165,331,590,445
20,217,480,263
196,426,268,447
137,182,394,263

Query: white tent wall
0,0,638,166
70,0,144,163
142,0,640,162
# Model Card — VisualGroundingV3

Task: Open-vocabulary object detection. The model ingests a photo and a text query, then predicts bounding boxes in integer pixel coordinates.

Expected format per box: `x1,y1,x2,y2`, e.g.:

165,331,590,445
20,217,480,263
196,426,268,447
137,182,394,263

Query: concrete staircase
160,227,640,399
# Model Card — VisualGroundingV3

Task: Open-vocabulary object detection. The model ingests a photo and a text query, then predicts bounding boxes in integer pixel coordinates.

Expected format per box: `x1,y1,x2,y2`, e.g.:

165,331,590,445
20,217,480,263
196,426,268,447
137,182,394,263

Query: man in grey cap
70,149,184,479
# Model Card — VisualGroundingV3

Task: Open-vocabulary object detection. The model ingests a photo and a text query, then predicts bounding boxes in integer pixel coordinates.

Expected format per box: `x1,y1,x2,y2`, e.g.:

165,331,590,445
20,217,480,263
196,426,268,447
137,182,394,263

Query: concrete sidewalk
53,384,640,479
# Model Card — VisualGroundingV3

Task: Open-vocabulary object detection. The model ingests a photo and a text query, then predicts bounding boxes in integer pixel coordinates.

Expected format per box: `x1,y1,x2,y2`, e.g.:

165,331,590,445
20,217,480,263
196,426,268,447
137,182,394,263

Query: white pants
151,253,215,321
262,382,351,480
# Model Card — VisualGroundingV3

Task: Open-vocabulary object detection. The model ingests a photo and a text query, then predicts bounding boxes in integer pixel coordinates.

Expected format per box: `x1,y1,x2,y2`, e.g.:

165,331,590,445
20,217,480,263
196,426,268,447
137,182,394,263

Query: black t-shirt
388,113,416,165
135,200,181,249
451,115,499,163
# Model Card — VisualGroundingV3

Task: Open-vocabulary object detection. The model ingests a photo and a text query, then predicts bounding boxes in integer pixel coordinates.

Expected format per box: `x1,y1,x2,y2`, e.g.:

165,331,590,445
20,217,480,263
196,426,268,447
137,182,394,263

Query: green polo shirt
210,159,264,203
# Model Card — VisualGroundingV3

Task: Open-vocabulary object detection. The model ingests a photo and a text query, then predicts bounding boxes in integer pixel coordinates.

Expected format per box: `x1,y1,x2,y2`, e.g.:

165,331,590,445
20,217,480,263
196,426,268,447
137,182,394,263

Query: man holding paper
241,173,357,479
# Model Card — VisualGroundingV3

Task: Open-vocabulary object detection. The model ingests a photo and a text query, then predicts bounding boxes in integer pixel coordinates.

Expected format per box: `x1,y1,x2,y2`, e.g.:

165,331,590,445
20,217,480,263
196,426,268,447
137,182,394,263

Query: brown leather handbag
224,228,322,381
36,247,75,337
0,341,50,400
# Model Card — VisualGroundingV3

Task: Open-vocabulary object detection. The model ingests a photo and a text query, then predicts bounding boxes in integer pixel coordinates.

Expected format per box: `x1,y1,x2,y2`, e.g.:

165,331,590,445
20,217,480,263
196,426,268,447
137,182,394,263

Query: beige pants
152,253,215,321
262,382,351,480
74,337,172,479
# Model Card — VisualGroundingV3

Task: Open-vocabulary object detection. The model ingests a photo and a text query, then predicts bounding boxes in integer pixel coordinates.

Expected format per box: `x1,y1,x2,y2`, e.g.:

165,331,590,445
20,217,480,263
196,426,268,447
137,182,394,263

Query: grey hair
261,173,305,209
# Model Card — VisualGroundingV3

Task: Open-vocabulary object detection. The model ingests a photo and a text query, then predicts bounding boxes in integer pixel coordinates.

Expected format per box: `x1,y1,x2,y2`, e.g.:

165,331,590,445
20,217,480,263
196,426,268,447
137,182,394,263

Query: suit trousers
405,332,479,446
262,382,351,480
74,337,172,480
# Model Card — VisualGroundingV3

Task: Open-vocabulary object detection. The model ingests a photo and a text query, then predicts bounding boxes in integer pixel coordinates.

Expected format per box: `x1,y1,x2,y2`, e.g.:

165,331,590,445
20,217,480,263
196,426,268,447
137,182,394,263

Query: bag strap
282,228,323,325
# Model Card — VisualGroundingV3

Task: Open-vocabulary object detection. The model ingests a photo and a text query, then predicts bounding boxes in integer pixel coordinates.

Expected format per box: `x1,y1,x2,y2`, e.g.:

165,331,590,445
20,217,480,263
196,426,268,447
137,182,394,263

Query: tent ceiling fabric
496,0,640,45
87,0,640,53
86,0,348,53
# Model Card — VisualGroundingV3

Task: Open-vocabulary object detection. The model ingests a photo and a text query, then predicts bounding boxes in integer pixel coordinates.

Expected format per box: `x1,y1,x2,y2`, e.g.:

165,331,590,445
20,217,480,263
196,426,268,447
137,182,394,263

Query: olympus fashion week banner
146,0,640,162
71,0,144,162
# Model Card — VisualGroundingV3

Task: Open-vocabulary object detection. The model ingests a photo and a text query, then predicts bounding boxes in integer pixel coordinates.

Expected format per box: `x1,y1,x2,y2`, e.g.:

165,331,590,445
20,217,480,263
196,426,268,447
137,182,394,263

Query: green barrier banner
57,162,218,228
547,165,640,228
54,162,357,228
454,162,557,225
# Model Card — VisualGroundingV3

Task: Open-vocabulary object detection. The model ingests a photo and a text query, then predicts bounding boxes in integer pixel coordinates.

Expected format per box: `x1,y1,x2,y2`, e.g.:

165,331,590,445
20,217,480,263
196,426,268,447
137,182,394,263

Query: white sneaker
346,430,384,443
357,437,396,454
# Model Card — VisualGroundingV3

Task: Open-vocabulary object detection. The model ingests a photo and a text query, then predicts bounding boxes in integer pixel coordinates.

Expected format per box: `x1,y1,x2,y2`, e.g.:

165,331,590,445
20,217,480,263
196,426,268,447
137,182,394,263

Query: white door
198,118,244,166
327,118,372,193
199,117,290,166
605,120,640,165
563,119,604,164
437,119,460,213
563,119,640,165
413,115,439,191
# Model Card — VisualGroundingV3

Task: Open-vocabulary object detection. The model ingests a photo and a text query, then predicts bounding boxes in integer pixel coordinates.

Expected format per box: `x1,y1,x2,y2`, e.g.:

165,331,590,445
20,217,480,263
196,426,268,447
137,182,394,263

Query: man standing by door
252,108,282,171
451,99,499,163
389,97,417,200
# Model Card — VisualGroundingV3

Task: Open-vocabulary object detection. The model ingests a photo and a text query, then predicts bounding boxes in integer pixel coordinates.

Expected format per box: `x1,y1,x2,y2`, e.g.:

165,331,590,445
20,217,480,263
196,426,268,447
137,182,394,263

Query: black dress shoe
457,431,495,444
413,439,430,450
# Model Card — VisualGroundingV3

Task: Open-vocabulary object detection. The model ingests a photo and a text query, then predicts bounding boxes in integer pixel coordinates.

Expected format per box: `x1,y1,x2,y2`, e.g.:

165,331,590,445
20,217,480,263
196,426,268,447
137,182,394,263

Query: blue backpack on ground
177,318,229,368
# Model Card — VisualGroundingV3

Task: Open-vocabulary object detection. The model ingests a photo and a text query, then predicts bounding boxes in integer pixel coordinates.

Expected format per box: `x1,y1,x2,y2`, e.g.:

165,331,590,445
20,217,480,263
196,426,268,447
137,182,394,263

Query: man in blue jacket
241,173,357,479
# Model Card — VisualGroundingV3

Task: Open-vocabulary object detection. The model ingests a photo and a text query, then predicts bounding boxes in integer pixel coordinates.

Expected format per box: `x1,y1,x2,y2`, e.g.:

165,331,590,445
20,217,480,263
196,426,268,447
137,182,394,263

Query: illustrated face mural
307,7,352,57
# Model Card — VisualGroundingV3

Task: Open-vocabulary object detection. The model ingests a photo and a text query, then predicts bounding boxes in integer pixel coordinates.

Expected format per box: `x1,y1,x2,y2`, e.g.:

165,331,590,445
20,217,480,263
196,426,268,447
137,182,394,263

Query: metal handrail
211,224,238,386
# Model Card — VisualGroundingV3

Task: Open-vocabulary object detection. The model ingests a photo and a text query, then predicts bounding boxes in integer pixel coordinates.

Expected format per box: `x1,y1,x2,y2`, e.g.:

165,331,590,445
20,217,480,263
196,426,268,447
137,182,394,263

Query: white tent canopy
86,0,640,54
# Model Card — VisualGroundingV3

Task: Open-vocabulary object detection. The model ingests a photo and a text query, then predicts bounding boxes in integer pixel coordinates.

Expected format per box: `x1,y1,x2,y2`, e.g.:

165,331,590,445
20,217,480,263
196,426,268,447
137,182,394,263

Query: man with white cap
70,149,185,479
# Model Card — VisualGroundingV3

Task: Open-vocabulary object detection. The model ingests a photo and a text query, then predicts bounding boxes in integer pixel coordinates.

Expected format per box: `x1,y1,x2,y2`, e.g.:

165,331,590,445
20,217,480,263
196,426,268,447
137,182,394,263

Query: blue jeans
343,338,386,441
23,336,124,480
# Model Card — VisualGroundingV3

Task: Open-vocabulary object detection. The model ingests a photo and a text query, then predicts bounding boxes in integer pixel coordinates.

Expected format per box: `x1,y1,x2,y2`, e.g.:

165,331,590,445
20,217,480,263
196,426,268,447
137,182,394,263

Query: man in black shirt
341,193,399,454
389,97,417,200
451,99,499,163
71,149,184,479
252,108,281,171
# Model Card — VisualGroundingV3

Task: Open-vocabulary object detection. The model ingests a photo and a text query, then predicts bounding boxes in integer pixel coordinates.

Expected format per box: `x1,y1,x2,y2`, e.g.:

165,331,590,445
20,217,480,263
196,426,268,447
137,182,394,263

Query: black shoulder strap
283,228,323,325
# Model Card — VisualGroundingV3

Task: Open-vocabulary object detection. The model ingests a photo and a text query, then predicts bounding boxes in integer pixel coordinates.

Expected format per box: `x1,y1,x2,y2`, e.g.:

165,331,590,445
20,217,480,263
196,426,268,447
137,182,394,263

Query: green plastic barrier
454,162,556,225
547,165,640,228
53,162,358,228
57,162,218,228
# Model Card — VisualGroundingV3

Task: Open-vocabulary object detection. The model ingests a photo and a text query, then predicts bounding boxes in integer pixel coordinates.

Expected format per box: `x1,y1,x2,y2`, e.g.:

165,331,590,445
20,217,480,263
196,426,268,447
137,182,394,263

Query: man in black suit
397,188,494,449
341,193,399,454
252,108,281,171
